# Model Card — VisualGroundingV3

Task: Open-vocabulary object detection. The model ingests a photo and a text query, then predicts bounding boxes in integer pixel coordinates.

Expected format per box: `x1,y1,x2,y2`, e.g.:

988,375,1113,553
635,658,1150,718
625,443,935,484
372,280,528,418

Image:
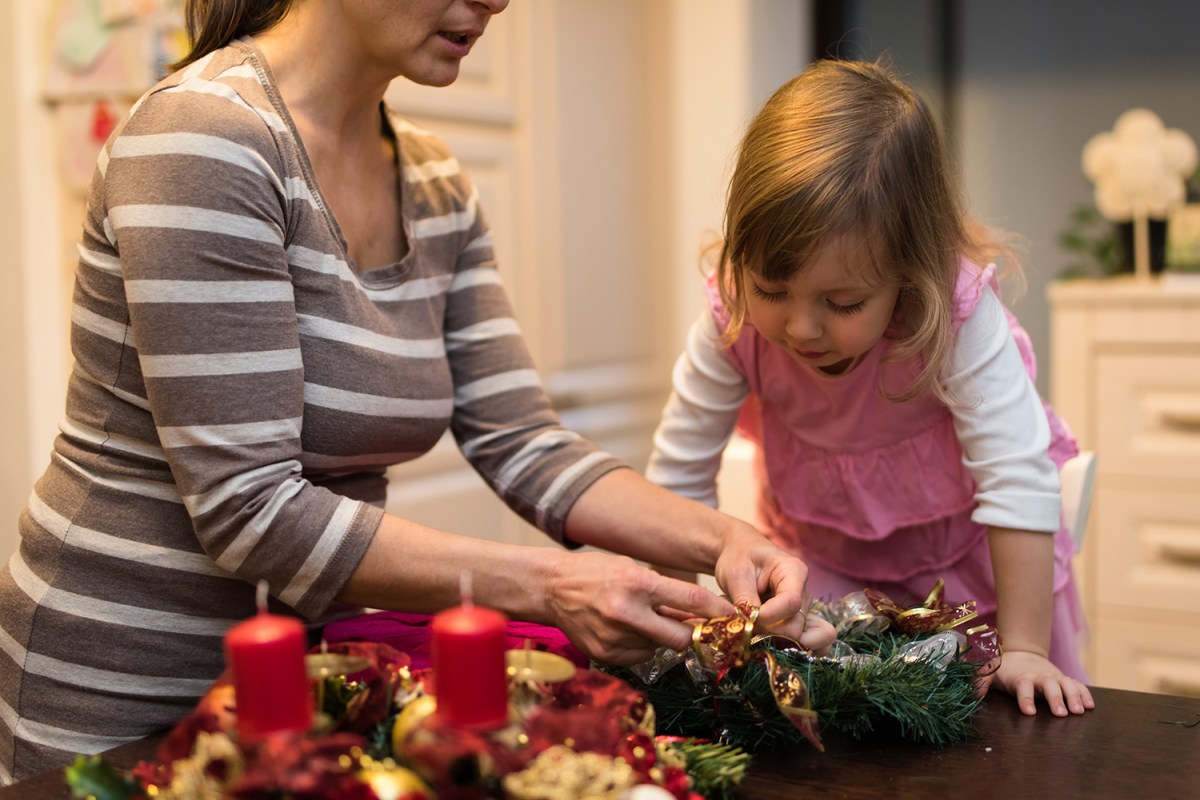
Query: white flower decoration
1082,108,1197,221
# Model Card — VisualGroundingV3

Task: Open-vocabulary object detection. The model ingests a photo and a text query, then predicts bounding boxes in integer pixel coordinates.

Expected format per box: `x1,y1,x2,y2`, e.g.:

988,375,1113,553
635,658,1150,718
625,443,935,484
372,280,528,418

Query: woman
0,0,830,783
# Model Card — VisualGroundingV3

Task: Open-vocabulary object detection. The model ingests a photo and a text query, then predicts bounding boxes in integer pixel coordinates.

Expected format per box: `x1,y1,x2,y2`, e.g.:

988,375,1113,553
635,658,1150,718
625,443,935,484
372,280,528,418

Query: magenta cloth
321,611,589,671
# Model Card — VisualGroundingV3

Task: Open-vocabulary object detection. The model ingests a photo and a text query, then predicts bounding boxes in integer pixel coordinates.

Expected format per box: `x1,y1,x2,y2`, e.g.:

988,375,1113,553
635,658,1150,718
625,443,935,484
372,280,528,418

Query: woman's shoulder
119,41,288,153
387,112,457,163
387,111,472,194
386,110,483,231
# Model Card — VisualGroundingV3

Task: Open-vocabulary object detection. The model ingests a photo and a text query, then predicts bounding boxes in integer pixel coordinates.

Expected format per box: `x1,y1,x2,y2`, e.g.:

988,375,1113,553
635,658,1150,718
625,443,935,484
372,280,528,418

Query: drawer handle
1161,411,1200,432
1160,545,1200,569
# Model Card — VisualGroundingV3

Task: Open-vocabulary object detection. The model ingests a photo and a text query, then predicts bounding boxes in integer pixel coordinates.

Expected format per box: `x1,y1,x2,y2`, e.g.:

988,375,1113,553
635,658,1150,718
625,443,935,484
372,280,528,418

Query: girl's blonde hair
716,59,1011,402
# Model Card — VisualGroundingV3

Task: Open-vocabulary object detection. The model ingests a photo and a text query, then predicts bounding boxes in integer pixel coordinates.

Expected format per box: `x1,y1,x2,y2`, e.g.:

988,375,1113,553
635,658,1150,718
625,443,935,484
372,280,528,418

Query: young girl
646,59,1095,718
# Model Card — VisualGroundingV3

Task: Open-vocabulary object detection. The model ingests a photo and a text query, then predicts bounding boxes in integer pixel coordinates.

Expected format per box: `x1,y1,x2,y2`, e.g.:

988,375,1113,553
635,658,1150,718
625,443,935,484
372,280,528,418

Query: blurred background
3,0,1199,693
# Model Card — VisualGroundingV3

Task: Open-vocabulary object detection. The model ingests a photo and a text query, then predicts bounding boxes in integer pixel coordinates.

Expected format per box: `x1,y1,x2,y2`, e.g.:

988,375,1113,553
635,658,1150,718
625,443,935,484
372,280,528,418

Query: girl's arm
636,310,835,648
986,525,1083,714
645,310,750,504
945,285,1094,716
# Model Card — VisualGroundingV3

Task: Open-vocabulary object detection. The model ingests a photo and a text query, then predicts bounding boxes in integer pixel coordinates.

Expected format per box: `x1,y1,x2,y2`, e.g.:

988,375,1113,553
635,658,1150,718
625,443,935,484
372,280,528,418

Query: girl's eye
751,284,787,302
828,300,866,315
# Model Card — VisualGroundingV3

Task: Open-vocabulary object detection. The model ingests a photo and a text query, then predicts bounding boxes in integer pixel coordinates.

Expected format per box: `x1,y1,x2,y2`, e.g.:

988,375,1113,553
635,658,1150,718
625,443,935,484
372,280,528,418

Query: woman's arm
337,508,735,665
339,464,831,665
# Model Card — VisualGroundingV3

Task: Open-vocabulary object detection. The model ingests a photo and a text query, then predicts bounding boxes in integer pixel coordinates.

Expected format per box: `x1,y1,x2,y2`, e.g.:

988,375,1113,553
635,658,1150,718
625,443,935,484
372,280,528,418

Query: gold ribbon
691,604,823,750
867,579,1003,673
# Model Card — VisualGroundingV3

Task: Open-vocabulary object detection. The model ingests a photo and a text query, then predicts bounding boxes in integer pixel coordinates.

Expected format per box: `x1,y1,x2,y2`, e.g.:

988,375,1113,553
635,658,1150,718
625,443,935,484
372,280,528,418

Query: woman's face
346,0,510,87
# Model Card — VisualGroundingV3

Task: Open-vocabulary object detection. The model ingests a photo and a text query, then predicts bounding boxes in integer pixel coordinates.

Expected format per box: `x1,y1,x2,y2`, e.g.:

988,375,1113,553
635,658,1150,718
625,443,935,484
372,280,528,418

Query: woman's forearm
562,468,729,573
337,513,561,623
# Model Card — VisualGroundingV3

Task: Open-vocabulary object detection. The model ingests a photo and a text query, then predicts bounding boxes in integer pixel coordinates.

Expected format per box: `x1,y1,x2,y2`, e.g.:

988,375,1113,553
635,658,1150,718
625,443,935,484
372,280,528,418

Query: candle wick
255,580,269,615
460,570,473,608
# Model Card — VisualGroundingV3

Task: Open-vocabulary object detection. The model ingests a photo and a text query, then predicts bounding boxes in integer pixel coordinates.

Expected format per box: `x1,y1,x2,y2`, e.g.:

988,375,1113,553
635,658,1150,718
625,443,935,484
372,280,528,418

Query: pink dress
713,263,1089,681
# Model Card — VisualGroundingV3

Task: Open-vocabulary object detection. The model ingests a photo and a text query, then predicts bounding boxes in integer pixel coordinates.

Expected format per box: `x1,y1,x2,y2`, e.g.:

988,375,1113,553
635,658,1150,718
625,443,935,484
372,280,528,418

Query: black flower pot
1116,218,1168,273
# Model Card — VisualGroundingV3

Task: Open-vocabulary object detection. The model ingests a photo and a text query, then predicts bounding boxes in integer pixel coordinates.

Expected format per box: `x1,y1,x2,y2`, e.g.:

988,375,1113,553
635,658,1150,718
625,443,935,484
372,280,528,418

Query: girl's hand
712,522,805,619
710,518,832,646
762,611,838,655
541,550,735,665
985,649,1096,716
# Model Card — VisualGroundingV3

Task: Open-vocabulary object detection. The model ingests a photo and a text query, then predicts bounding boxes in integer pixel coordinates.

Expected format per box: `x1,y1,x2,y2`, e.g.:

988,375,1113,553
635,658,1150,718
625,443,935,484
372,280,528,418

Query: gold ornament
360,762,431,800
505,649,577,684
502,745,637,800
391,694,437,758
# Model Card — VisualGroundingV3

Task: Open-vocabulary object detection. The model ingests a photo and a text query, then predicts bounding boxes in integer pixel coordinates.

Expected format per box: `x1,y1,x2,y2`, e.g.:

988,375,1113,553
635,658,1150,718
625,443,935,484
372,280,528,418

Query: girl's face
744,234,901,376
347,0,510,87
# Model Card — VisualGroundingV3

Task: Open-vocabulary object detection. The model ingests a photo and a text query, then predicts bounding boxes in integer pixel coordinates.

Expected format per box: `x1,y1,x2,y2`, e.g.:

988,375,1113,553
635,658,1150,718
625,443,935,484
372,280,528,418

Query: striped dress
0,39,620,783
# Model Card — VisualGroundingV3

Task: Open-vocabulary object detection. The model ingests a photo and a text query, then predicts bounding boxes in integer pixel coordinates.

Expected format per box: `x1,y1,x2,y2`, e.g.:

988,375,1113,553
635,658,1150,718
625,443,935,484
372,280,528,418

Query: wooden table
4,686,1197,799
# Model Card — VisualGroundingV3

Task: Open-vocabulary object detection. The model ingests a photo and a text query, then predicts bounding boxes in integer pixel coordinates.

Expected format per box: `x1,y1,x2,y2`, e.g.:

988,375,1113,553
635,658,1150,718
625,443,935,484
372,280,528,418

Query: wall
0,3,31,559
959,0,1200,396
664,0,810,359
2,1,66,563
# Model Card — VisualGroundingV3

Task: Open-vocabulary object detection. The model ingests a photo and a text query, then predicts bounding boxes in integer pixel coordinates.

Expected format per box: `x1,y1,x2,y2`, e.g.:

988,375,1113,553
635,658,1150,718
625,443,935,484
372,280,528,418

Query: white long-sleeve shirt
646,284,1061,534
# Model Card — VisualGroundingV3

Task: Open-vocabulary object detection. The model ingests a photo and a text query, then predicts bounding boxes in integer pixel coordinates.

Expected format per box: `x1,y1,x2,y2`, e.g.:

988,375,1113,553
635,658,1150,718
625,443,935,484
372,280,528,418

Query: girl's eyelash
750,282,867,314
828,300,866,315
751,284,787,302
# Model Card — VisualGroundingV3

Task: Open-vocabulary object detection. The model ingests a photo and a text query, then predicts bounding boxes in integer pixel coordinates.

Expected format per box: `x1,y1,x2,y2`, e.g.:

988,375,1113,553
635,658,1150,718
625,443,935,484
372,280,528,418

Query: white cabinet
1049,277,1200,695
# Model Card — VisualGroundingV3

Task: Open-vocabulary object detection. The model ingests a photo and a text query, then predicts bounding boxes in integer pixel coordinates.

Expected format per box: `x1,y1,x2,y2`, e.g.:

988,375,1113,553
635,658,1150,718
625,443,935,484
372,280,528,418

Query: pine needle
610,630,984,753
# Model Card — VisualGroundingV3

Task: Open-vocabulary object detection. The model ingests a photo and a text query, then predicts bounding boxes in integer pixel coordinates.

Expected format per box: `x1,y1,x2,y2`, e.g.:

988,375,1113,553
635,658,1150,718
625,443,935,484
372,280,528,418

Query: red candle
431,592,509,729
224,583,313,740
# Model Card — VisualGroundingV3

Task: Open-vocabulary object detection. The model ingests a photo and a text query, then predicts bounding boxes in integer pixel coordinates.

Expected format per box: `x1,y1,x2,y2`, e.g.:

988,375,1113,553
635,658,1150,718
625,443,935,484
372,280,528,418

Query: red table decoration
430,575,509,729
223,581,313,740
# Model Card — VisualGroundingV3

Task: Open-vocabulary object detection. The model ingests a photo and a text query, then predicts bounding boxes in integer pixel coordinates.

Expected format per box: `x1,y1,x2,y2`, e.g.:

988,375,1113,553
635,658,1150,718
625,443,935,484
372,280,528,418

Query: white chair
1060,451,1098,553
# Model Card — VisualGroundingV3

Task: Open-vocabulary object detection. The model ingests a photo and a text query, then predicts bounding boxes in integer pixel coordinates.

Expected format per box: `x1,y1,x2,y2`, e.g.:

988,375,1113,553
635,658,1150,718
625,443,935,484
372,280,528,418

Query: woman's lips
438,30,478,57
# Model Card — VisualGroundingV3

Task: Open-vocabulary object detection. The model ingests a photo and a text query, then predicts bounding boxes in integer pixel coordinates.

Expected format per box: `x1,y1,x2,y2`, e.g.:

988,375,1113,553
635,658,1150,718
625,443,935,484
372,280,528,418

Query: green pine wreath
607,628,984,752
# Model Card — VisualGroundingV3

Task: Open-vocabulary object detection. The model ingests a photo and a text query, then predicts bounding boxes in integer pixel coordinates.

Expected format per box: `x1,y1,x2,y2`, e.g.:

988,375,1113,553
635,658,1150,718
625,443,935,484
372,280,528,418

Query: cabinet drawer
1093,487,1200,616
1096,353,1200,481
1093,616,1200,697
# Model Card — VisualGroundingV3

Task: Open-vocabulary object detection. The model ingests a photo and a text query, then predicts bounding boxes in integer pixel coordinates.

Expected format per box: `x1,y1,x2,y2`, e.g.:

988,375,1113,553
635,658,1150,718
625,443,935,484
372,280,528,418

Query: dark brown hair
169,0,294,71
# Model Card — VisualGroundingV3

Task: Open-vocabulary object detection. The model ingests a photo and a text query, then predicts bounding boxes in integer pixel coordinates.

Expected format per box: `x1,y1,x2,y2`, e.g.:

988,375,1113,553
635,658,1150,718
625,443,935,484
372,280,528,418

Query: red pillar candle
224,582,313,740
431,592,509,729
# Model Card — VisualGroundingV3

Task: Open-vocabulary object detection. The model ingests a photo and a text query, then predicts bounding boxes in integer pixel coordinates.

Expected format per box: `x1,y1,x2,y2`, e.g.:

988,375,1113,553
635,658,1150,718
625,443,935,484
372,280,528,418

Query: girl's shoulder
703,272,732,330
951,258,1000,327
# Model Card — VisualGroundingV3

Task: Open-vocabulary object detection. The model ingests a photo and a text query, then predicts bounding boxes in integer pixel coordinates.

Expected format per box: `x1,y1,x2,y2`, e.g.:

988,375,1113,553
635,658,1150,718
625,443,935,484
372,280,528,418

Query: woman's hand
984,649,1095,716
540,549,735,665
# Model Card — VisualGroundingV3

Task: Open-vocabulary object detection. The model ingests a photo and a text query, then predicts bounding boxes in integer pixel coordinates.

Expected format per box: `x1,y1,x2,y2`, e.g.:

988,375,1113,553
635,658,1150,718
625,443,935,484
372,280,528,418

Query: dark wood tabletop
4,686,1198,799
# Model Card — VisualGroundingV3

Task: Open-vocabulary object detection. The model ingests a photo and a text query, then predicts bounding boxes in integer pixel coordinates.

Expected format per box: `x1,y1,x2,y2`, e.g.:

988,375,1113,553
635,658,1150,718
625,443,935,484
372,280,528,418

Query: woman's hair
169,0,294,71
715,59,1011,402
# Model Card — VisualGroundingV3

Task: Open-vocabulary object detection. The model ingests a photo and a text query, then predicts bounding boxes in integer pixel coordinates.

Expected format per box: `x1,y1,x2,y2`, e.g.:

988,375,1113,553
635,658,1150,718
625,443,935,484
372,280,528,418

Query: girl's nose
786,310,821,341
